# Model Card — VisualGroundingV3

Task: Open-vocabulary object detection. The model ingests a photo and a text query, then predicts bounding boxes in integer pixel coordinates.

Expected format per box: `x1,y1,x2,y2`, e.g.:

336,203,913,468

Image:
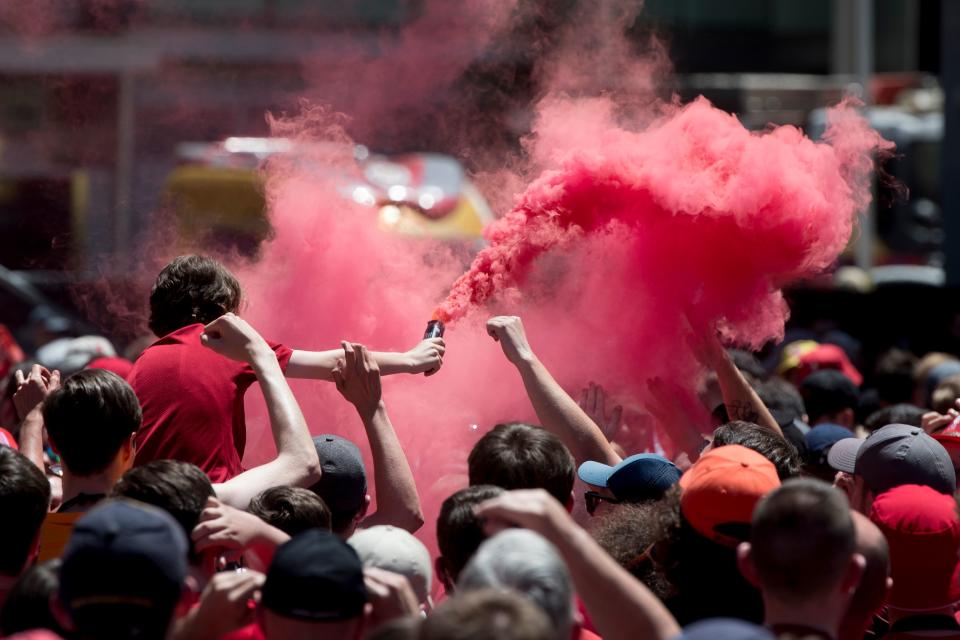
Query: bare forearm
287,349,416,380
252,350,315,461
714,354,783,437
516,357,621,466
360,404,424,532
19,410,46,472
548,517,679,640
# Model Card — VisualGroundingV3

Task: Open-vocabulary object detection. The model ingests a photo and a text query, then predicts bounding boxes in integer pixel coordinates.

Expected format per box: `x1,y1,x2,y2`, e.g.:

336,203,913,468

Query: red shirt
130,324,293,483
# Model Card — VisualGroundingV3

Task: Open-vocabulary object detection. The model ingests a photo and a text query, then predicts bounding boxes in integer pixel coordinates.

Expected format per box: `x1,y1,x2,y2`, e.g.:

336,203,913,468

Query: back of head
436,485,504,586
111,460,215,555
420,589,553,640
932,373,960,415
458,529,573,640
0,560,65,637
846,512,890,626
748,479,855,602
262,529,367,623
869,484,960,611
148,255,242,338
249,486,331,536
468,423,575,505
874,348,918,406
0,446,50,577
309,435,367,536
711,421,801,480
863,404,924,433
349,525,432,607
59,499,189,640
42,369,141,477
590,502,672,600
801,370,859,424
755,378,806,430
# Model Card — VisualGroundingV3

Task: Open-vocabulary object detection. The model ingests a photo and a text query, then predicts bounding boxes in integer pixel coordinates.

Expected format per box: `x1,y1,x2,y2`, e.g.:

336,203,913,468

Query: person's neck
61,466,123,508
888,605,957,624
765,594,844,639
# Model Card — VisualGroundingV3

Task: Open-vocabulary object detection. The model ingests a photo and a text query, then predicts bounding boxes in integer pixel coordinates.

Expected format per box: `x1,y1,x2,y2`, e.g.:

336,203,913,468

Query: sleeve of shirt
237,341,294,382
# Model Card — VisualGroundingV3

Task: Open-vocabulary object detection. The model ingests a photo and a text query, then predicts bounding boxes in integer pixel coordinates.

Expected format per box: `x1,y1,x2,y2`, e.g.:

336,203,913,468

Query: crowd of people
2,254,960,640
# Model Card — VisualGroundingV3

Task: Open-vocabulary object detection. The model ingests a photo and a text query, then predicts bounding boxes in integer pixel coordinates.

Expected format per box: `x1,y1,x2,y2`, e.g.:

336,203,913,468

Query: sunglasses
584,491,622,515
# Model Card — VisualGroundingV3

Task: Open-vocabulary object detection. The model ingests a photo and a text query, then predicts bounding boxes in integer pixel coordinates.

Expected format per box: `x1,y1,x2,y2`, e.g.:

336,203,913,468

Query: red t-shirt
130,324,293,483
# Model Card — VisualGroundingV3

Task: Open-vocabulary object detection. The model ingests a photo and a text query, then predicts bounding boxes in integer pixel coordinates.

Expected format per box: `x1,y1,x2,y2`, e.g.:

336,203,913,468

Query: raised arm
203,314,321,509
285,338,445,380
335,342,424,532
686,320,783,438
476,489,680,640
13,364,60,473
486,316,620,467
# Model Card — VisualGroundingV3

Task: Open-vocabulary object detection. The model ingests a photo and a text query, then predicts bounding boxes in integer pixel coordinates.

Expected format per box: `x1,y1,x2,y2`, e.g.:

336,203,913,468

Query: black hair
728,349,766,382
43,369,141,477
874,348,918,406
0,447,50,576
0,559,66,637
148,255,242,337
468,423,575,506
800,370,859,424
436,485,505,585
750,479,855,600
863,403,925,433
650,486,764,625
111,460,214,561
711,421,801,481
249,486,331,536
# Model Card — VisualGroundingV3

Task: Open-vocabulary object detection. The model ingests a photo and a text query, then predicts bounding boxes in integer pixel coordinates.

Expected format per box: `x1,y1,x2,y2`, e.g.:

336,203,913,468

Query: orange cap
679,445,781,547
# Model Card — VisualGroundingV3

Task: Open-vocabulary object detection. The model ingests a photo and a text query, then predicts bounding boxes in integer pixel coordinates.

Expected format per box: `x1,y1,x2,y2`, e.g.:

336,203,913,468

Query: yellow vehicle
164,138,493,252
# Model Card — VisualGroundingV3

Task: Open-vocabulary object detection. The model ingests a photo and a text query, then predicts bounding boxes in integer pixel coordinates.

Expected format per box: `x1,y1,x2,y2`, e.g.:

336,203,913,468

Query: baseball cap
578,453,681,501
932,419,960,451
805,424,855,454
798,343,863,387
85,356,134,380
262,529,367,621
310,434,367,513
349,525,432,605
801,370,860,419
677,618,775,640
870,484,960,610
0,427,18,450
827,423,956,495
679,445,781,547
59,500,188,636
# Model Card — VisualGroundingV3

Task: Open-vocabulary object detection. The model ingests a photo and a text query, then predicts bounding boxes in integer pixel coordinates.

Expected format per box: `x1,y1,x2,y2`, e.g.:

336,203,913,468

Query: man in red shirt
130,255,445,483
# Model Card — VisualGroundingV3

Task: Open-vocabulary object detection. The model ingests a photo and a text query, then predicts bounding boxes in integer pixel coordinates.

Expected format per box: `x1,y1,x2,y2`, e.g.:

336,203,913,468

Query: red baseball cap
85,356,134,381
870,484,960,611
797,344,863,387
0,427,17,450
679,445,781,547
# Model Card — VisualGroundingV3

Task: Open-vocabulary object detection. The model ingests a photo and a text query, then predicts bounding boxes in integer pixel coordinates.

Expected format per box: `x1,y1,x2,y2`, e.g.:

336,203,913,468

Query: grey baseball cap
309,435,367,513
827,423,956,495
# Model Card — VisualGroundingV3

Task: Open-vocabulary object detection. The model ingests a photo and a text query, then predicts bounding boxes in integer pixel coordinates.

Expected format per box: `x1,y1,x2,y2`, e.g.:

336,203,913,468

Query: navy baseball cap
805,424,856,454
677,618,775,640
828,423,957,495
578,453,681,501
59,500,188,638
262,529,367,621
310,434,367,513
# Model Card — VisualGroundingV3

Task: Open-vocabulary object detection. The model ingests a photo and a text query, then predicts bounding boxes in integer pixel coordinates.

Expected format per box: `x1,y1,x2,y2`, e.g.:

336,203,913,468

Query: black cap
310,434,367,512
59,500,188,638
262,529,367,621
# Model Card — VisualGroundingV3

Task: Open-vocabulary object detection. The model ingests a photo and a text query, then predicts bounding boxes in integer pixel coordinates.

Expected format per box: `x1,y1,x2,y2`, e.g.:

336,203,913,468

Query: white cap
348,525,432,606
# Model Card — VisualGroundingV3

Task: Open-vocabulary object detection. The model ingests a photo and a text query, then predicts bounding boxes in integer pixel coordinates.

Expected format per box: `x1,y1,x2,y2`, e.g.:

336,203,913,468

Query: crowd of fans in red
2,254,960,640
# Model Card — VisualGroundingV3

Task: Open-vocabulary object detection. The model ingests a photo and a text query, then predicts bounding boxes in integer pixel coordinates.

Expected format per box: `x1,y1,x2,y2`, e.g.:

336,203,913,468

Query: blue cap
578,453,681,501
677,618,775,640
805,423,856,454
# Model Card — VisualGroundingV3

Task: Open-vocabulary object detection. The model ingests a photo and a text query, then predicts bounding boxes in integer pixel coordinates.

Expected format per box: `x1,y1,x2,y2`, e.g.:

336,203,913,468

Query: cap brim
826,438,863,473
578,461,615,487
